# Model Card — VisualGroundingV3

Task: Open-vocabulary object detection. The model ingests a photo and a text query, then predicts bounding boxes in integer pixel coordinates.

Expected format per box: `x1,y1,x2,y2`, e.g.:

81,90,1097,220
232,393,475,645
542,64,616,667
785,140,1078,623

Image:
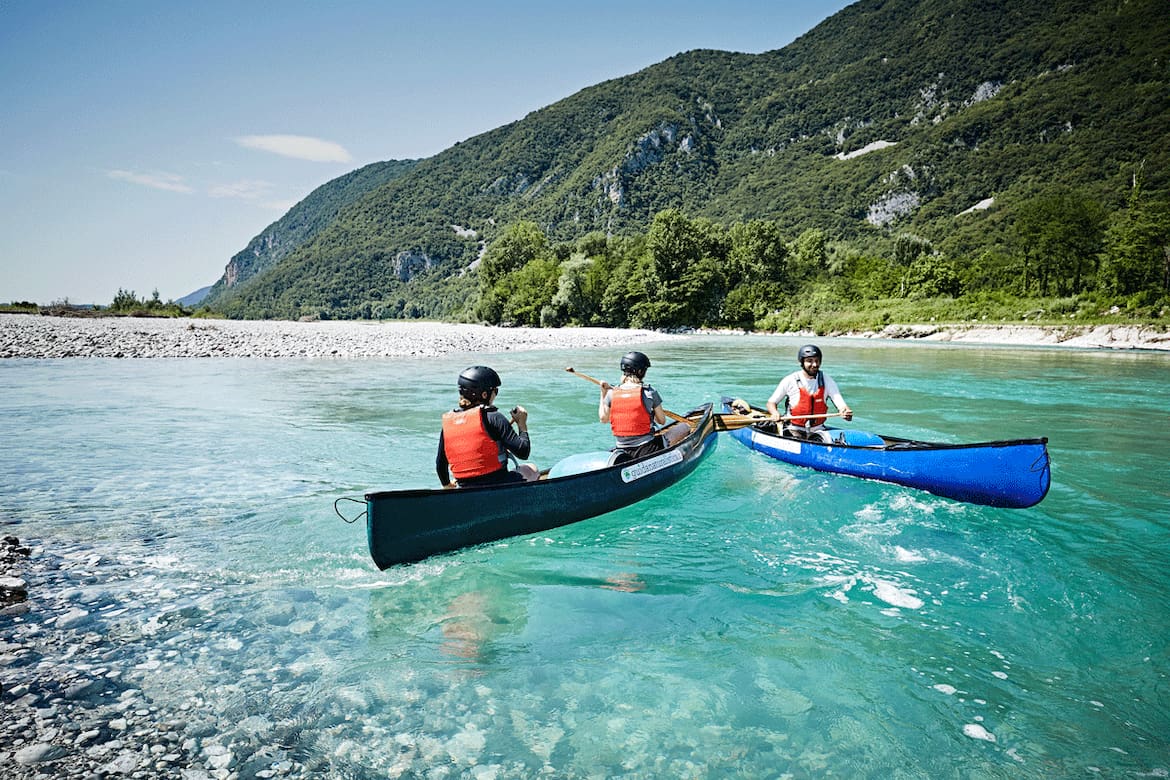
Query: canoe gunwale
841,435,1049,451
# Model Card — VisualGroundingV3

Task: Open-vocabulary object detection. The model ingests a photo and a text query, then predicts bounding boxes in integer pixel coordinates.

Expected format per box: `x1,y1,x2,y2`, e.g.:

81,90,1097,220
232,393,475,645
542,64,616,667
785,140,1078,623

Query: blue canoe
362,404,718,568
720,398,1050,508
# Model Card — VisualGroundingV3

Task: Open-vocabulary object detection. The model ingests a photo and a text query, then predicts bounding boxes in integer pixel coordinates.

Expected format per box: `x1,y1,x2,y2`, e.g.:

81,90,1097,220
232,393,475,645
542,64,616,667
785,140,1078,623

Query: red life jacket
789,375,828,427
442,407,504,479
610,385,653,437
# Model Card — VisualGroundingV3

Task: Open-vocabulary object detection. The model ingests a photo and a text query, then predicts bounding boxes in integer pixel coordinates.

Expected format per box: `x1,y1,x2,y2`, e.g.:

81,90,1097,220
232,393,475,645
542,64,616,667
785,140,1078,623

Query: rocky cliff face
393,251,435,281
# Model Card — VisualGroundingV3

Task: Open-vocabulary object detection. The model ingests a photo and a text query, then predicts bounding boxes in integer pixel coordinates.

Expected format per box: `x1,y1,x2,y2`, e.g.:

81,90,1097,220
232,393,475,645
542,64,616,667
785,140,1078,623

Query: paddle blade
715,413,771,431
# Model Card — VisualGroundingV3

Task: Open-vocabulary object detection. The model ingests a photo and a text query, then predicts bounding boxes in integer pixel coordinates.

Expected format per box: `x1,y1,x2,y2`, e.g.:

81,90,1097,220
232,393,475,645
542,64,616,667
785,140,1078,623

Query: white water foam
963,723,996,742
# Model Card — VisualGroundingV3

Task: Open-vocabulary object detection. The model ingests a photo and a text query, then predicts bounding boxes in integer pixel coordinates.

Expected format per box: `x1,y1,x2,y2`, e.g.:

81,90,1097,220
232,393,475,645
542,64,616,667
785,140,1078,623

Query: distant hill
207,0,1169,320
177,285,212,306
200,158,418,308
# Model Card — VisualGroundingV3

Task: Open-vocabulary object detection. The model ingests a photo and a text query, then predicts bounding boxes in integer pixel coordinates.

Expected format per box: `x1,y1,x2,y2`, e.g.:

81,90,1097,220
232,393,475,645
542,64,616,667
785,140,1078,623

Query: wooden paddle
564,366,694,425
715,407,850,431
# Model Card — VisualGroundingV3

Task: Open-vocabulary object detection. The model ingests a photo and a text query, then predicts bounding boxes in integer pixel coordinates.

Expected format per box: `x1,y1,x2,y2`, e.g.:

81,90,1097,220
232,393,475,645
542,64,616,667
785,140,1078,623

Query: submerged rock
14,742,68,764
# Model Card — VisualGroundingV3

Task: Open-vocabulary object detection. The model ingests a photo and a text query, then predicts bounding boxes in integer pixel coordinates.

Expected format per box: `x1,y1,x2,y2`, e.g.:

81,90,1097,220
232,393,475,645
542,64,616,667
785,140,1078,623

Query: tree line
469,183,1169,332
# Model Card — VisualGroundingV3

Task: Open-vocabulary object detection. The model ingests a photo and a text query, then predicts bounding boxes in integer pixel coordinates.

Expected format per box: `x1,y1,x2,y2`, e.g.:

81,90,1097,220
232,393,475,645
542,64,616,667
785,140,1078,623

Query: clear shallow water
2,337,1169,778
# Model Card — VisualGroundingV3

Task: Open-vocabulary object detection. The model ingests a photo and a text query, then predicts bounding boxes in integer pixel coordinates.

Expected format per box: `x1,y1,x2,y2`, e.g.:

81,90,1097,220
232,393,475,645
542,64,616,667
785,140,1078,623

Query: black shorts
458,468,528,487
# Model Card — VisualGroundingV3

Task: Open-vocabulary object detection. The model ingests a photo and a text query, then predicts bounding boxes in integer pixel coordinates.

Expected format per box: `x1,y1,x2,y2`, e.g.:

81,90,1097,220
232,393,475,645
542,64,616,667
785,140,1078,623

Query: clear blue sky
1,0,852,305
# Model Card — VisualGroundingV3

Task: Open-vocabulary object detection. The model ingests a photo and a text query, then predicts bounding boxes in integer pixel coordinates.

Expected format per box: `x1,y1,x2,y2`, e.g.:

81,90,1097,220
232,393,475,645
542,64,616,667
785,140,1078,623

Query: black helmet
620,351,651,375
797,344,823,362
457,365,501,391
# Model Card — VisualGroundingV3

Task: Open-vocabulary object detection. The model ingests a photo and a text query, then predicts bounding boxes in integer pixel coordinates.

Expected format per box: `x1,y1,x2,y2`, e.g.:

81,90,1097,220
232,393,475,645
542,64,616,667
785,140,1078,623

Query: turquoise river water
2,335,1168,778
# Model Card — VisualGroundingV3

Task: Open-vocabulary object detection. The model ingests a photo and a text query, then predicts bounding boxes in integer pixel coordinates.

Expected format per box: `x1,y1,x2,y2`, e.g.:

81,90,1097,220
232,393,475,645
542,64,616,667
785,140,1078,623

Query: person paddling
764,344,853,442
598,351,688,462
436,365,539,487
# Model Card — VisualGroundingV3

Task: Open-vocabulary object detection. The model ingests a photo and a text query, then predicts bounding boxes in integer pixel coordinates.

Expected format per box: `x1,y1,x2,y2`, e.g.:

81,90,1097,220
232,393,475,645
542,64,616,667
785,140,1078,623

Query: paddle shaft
784,411,848,421
564,367,692,425
716,410,849,431
726,401,849,421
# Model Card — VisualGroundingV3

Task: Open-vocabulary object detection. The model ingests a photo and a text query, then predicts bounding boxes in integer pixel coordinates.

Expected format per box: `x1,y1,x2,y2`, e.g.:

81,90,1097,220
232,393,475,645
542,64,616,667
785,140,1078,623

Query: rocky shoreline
856,322,1170,351
0,314,683,359
2,313,1169,358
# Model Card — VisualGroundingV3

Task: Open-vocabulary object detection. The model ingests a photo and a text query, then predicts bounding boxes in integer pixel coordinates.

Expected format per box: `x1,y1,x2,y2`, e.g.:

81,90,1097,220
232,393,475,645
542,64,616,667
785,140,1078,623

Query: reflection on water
600,571,647,592
440,591,492,662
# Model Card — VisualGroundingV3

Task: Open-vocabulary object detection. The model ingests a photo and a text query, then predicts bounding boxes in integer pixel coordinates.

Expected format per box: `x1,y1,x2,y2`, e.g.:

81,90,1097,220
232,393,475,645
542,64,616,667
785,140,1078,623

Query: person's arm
766,378,789,421
598,384,612,423
824,376,853,421
830,395,853,420
485,409,531,459
436,431,453,486
646,386,666,426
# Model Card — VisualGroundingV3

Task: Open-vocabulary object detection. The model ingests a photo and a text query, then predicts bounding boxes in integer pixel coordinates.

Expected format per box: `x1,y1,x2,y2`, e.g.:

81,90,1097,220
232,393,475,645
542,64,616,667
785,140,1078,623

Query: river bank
854,322,1170,351
1,314,1168,358
0,314,678,359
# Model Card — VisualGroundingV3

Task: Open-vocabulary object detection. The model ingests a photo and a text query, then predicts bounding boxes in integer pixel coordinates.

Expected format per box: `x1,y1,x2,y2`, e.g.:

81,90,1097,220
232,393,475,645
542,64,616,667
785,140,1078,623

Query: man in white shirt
765,344,853,442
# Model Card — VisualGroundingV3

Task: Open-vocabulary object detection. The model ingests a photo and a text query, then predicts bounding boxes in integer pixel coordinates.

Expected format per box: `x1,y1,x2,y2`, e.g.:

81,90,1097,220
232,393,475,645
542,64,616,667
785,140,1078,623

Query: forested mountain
201,159,417,308
206,0,1169,324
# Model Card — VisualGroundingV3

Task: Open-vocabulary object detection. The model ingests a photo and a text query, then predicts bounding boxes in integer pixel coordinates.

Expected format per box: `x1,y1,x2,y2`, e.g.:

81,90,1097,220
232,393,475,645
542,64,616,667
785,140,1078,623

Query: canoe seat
835,430,886,447
547,451,617,478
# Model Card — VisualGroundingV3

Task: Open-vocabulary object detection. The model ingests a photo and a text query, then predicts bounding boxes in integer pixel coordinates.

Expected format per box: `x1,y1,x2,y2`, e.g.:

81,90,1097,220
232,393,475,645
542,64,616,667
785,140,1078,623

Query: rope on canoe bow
334,496,367,524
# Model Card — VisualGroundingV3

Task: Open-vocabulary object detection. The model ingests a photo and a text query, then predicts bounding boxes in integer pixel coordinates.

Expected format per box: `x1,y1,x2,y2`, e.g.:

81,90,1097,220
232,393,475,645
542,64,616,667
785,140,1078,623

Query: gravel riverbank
857,322,1170,351
3,314,1167,359
0,315,678,359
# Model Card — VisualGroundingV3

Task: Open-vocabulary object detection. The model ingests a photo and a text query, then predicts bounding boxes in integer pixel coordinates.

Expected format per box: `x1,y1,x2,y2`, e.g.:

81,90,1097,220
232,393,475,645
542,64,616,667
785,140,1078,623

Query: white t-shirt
767,370,846,428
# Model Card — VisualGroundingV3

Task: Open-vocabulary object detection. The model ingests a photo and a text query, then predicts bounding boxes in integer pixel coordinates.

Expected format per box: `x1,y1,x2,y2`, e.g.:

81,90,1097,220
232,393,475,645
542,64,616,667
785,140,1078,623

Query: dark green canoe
365,403,718,569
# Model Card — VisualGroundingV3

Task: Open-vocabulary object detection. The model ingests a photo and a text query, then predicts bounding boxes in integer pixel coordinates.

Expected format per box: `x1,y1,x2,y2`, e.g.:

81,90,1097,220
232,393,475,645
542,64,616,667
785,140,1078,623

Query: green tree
788,229,828,286
1100,188,1170,296
720,281,789,328
544,254,593,326
640,210,729,328
727,219,789,284
111,288,140,311
603,254,655,328
841,252,901,300
477,221,548,290
646,210,707,282
907,254,962,298
892,234,934,297
475,221,551,322
499,256,561,326
1014,190,1105,296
